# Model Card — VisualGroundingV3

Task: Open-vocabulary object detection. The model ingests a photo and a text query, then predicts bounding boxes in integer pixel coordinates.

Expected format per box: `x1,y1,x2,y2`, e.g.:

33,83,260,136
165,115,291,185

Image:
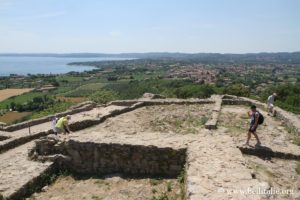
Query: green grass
0,92,45,109
296,163,300,175
10,102,74,124
167,182,172,192
29,102,74,119
91,195,103,200
64,83,106,97
177,168,186,200
56,75,85,82
149,179,163,186
293,137,300,146
151,193,169,200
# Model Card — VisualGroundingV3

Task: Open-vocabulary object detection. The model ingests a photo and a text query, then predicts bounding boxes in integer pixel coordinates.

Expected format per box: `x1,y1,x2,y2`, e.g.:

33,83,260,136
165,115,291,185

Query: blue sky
0,0,299,53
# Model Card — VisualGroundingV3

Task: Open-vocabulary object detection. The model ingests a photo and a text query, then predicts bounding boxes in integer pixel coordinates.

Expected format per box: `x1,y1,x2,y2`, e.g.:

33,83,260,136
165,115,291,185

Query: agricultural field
0,57,300,124
0,91,46,109
0,88,33,102
0,111,31,124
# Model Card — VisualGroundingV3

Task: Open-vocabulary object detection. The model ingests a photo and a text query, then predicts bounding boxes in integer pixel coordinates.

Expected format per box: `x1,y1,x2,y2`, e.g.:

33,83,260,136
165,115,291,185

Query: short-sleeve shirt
267,95,274,105
250,112,259,126
55,117,68,129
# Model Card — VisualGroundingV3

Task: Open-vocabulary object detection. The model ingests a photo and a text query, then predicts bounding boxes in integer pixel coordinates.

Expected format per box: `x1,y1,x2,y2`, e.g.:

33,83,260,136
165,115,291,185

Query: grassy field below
0,88,34,102
0,111,32,124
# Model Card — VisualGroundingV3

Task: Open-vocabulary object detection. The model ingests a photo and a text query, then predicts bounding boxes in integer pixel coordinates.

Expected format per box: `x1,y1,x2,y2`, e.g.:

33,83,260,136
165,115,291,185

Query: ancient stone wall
0,130,50,153
65,141,186,177
31,137,187,177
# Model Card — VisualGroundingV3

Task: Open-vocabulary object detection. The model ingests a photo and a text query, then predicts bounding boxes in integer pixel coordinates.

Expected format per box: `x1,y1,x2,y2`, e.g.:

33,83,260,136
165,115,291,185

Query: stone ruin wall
2,94,300,200
30,138,187,177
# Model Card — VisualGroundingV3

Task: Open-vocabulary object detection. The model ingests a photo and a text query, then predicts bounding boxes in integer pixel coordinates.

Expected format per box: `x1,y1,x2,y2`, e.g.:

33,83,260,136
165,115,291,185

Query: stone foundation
30,137,187,177
0,136,9,141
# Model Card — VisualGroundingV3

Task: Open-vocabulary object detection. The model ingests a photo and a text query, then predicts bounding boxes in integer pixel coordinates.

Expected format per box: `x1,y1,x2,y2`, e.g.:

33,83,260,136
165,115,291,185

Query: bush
259,83,300,114
89,89,118,104
223,84,250,97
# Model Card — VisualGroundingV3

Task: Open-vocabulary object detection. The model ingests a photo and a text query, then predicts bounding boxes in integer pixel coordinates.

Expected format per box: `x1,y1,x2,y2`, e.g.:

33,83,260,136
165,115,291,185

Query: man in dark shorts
245,105,261,146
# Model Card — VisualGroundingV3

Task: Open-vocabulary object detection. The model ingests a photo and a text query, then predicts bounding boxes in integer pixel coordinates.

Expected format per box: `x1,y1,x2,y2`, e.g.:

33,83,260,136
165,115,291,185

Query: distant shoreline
1,52,300,64
0,56,131,77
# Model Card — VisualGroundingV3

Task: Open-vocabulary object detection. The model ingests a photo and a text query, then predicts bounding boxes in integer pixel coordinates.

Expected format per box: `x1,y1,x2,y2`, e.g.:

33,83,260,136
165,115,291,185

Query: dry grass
0,88,34,102
0,111,31,124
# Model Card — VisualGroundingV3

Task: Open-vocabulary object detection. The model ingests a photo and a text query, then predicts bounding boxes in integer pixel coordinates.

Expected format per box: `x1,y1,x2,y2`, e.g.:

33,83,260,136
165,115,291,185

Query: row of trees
10,95,56,112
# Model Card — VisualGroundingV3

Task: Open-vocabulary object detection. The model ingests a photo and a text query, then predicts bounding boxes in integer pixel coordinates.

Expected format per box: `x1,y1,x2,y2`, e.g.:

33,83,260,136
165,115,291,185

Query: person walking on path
55,115,72,134
267,93,277,116
245,105,261,147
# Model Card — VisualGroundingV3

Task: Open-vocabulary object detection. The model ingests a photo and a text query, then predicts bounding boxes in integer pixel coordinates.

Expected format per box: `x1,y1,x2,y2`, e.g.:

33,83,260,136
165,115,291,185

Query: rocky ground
78,104,213,135
29,175,183,200
1,98,300,200
219,105,300,199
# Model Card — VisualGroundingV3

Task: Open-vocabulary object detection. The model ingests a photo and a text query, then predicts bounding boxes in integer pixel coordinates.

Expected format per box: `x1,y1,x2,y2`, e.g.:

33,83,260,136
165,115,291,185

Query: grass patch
293,137,300,146
64,83,105,97
0,91,45,109
91,195,103,200
150,178,163,186
178,167,186,200
296,163,300,175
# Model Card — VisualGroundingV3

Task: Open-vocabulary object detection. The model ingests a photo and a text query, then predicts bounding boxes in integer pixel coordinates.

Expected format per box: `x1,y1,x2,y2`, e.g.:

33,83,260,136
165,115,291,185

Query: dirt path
219,105,300,199
0,141,53,198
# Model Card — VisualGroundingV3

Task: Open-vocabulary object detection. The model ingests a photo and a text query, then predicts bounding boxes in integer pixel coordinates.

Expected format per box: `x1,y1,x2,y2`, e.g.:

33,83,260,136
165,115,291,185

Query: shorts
55,127,64,134
249,125,257,132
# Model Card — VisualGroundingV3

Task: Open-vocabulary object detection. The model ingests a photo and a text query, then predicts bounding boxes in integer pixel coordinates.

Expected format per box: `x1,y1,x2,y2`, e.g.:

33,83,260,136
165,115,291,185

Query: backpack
258,112,264,125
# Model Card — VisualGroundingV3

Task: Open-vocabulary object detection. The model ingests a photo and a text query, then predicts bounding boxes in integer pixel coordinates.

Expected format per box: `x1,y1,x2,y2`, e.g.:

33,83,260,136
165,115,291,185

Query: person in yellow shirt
55,115,71,134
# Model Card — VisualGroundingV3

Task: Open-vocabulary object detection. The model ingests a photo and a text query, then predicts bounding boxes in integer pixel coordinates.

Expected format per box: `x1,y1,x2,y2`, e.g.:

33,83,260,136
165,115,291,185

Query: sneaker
255,142,261,147
243,142,250,146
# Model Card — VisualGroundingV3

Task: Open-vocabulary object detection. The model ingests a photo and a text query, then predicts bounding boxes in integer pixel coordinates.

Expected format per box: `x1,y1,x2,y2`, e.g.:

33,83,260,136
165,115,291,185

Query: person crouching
55,115,72,134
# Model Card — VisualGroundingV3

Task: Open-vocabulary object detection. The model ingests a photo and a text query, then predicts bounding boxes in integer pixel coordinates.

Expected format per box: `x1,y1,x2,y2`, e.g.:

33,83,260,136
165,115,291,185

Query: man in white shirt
267,93,276,116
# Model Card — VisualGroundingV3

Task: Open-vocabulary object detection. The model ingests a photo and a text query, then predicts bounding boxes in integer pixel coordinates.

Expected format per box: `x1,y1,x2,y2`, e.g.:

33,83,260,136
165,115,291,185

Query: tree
89,89,118,104
224,84,250,97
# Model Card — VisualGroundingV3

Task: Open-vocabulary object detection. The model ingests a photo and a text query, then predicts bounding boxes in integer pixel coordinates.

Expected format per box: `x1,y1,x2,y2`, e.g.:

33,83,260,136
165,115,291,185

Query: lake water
0,56,128,76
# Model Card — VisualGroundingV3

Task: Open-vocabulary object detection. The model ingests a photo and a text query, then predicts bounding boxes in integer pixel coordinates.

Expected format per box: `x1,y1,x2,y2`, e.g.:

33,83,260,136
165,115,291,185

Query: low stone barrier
30,137,187,177
109,100,138,107
0,102,146,153
222,96,300,135
0,130,51,153
1,101,96,132
272,107,300,135
0,135,10,141
110,99,214,107
5,163,57,200
205,95,223,129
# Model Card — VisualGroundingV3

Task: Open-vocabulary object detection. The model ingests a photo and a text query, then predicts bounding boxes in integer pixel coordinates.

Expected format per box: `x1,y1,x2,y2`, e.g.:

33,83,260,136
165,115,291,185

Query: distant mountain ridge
1,52,300,64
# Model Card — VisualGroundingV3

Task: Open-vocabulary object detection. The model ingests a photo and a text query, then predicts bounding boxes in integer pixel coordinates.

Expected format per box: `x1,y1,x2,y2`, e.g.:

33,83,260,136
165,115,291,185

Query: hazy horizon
1,0,299,53
1,51,300,55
